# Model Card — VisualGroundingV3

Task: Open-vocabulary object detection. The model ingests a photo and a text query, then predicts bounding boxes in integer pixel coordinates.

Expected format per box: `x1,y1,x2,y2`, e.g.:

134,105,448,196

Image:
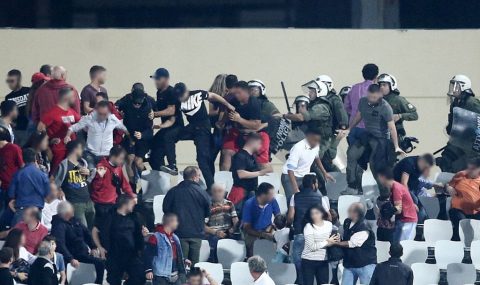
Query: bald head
52,66,67,80
347,202,365,222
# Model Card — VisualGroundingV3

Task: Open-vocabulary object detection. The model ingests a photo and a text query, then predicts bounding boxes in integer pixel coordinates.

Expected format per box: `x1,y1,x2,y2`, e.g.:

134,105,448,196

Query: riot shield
449,107,480,154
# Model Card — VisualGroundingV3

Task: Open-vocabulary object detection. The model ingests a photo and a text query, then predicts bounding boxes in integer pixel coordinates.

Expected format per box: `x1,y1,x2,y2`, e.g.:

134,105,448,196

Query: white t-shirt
282,139,319,177
301,221,332,261
254,272,275,285
42,199,61,230
273,227,290,255
19,246,36,264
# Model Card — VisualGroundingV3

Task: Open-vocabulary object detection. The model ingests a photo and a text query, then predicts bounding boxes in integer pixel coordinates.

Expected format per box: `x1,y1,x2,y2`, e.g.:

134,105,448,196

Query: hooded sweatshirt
91,158,134,204
31,79,81,123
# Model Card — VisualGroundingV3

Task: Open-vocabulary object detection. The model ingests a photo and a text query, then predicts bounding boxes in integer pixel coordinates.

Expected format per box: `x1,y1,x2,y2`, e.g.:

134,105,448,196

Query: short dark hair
96,92,109,101
109,145,126,158
273,214,287,229
0,100,17,116
0,126,11,142
304,204,330,227
183,166,200,180
233,80,249,91
7,69,21,77
40,64,52,76
256,182,274,197
367,83,381,93
377,167,394,180
89,65,106,78
58,87,73,99
116,194,134,208
0,247,13,263
187,267,203,279
389,243,403,258
302,174,317,189
467,157,480,168
23,148,37,164
362,63,379,80
43,235,56,243
305,128,322,137
420,153,435,166
225,74,238,89
96,100,109,109
66,140,83,156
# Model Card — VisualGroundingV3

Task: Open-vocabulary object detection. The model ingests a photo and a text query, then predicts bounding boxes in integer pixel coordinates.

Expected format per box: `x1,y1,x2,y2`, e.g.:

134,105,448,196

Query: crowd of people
0,62,479,285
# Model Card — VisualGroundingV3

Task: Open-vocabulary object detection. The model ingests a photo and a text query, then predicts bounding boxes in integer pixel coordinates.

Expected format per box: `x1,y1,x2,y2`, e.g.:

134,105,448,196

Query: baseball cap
31,72,49,84
132,89,146,105
150,68,169,79
173,82,187,97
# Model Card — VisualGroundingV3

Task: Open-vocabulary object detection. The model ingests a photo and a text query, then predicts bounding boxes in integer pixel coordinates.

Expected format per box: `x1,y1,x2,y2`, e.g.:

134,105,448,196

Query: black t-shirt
0,267,14,285
231,149,260,191
180,90,210,128
393,156,420,191
61,161,91,203
156,86,184,128
231,95,262,130
101,211,140,256
5,86,30,130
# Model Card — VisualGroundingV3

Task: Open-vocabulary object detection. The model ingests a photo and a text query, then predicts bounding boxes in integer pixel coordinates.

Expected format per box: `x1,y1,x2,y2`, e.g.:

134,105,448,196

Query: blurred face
306,133,321,148
62,91,73,105
6,75,20,90
74,145,83,158
211,186,226,202
259,188,275,204
367,90,382,104
96,71,107,85
179,90,190,102
188,275,203,285
234,87,250,103
111,152,126,166
250,139,263,153
347,205,359,221
310,208,324,224
10,105,18,120
249,87,261,97
466,163,480,178
167,217,179,231
155,77,169,89
95,106,110,121
379,82,391,96
125,199,136,213
417,158,432,174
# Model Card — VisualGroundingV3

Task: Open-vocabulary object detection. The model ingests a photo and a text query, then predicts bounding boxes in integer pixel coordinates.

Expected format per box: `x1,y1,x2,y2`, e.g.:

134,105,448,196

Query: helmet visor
448,80,462,97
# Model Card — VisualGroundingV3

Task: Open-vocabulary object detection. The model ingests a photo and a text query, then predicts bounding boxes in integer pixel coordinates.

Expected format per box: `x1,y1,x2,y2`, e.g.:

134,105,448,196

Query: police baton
281,81,292,113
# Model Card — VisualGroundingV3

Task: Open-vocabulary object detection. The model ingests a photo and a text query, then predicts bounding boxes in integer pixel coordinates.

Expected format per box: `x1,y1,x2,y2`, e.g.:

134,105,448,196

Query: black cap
173,82,187,97
131,89,146,104
150,68,169,79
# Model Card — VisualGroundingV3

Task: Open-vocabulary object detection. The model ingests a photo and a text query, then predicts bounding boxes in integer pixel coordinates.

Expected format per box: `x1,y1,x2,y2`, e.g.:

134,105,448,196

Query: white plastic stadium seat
275,194,288,215
199,240,211,262
361,171,379,201
338,195,362,224
418,196,440,220
400,240,428,266
230,262,254,285
470,240,480,269
195,262,224,285
376,240,391,263
459,219,480,247
153,194,166,225
0,240,5,248
434,240,464,269
423,219,453,246
325,172,347,201
433,172,455,184
67,263,96,285
217,239,246,269
268,263,296,285
253,239,276,264
447,263,476,285
258,173,281,193
411,263,440,285
214,171,234,195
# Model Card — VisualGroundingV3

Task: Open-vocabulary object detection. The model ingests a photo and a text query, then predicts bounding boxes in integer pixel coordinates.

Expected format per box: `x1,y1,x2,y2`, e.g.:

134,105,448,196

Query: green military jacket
326,91,349,130
301,97,333,137
384,90,418,133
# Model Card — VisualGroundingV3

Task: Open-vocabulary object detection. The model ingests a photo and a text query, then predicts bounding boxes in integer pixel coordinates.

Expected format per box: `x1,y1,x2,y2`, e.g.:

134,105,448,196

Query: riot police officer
437,75,480,172
378,73,418,150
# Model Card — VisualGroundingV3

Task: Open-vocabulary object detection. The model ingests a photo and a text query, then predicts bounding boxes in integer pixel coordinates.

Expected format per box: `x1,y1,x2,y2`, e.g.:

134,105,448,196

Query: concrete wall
1,29,479,170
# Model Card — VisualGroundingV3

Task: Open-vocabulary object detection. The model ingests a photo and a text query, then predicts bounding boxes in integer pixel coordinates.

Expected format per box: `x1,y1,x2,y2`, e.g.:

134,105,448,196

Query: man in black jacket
163,166,211,265
28,241,58,285
370,243,413,285
51,201,105,284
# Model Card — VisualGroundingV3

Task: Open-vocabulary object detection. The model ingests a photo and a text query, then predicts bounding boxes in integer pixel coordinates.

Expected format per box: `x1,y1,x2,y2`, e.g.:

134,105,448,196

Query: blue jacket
144,232,185,277
8,163,50,209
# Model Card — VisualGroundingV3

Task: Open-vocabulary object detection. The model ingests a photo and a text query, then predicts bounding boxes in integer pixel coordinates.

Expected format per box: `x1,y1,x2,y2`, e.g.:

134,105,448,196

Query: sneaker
160,165,178,176
341,187,359,195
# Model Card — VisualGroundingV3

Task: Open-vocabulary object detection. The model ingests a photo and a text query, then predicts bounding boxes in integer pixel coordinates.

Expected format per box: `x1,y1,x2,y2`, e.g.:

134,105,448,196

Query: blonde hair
209,74,227,96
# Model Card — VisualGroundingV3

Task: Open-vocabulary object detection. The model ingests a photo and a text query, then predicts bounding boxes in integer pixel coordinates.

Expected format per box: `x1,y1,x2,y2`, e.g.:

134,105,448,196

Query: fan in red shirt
38,87,80,173
0,126,24,191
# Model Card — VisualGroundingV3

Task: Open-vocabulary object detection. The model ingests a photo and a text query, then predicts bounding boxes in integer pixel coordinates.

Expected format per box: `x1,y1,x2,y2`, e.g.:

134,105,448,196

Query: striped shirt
301,221,332,261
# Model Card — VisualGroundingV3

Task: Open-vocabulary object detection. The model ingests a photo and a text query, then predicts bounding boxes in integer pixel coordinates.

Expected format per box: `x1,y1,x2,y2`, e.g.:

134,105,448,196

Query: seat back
470,240,480,269
434,240,464,269
199,240,211,262
424,219,453,246
67,263,96,285
258,173,282,193
361,171,379,201
214,171,234,195
338,195,362,224
195,262,224,284
275,194,288,215
253,239,276,264
447,263,476,285
325,172,347,201
433,172,455,184
268,263,296,285
153,194,166,224
140,170,171,202
411,263,440,285
400,240,428,266
230,262,254,285
217,239,246,269
376,240,391,263
459,219,480,247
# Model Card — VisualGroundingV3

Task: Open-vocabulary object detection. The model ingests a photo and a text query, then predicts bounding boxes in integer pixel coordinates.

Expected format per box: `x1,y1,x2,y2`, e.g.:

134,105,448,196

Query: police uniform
323,91,349,171
438,91,480,172
383,90,418,140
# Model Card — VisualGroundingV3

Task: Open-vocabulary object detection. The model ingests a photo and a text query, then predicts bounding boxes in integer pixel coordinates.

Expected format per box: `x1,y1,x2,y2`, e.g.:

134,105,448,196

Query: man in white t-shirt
41,182,62,231
281,129,334,201
248,256,275,285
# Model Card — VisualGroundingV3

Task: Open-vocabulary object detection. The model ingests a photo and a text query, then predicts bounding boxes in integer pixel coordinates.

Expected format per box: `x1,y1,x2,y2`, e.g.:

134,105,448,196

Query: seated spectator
51,201,105,284
95,91,124,145
301,205,339,285
204,183,239,262
185,267,219,285
8,148,50,225
144,213,187,285
242,182,280,257
0,247,15,285
65,100,128,169
43,235,66,285
335,203,377,285
247,255,275,285
14,207,48,254
446,157,480,241
4,228,35,283
41,182,61,231
24,130,50,174
228,133,272,213
28,241,58,285
163,166,211,266
370,243,413,285
0,100,19,143
378,168,418,242
90,145,135,227
272,214,290,263
93,195,145,285
54,140,95,228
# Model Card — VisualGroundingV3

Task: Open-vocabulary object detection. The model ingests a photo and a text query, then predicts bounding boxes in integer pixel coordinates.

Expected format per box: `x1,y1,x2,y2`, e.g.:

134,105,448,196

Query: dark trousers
76,254,105,284
150,126,182,170
178,124,215,190
152,276,181,285
449,208,480,241
301,259,330,285
106,254,145,285
180,238,202,266
94,203,114,230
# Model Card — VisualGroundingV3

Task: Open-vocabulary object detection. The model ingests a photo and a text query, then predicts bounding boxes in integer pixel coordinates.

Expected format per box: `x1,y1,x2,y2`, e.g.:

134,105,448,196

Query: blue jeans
393,220,417,242
272,250,289,263
346,127,367,146
342,264,376,285
292,234,305,284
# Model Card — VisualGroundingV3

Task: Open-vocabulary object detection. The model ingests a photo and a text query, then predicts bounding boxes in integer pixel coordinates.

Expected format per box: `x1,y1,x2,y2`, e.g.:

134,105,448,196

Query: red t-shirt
0,143,24,191
14,222,48,254
391,181,418,223
41,105,80,150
